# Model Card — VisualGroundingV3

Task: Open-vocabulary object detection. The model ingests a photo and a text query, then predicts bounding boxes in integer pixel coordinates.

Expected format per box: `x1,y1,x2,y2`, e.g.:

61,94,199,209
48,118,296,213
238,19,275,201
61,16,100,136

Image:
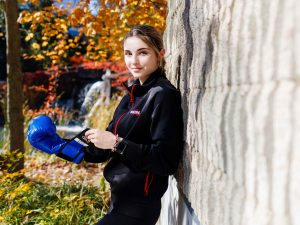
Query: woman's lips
132,68,143,72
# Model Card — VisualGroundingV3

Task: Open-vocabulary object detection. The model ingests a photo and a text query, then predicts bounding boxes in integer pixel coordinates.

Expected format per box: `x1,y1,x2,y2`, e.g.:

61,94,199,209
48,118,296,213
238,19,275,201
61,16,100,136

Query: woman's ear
159,48,166,58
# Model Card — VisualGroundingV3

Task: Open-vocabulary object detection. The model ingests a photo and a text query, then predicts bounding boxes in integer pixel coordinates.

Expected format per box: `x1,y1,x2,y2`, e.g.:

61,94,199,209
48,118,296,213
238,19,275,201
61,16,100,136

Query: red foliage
23,69,64,120
69,56,132,89
70,56,129,74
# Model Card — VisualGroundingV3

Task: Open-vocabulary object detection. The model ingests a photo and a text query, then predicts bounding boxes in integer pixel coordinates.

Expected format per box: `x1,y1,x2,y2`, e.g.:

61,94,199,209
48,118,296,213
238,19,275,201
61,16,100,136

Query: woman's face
124,36,160,84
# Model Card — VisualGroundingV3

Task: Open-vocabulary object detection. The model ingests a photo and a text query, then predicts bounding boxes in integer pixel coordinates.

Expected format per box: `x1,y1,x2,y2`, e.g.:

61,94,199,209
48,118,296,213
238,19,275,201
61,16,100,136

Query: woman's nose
132,54,139,64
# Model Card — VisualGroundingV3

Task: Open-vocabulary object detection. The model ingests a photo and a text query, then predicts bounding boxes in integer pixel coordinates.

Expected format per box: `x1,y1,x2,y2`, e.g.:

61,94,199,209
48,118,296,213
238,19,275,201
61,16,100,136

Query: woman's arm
83,146,111,163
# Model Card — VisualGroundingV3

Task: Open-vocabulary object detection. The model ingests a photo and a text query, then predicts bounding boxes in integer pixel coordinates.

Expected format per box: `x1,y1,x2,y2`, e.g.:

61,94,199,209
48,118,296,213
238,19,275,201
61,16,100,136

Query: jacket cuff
115,139,128,155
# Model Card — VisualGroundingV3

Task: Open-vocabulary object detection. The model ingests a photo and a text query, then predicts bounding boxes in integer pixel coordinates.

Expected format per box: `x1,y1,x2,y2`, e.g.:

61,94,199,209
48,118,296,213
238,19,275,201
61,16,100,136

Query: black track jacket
84,68,183,203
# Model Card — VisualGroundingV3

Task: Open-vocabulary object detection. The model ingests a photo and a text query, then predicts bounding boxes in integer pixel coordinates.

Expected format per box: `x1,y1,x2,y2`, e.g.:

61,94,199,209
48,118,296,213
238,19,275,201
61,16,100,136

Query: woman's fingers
85,129,95,136
84,129,114,149
85,129,97,141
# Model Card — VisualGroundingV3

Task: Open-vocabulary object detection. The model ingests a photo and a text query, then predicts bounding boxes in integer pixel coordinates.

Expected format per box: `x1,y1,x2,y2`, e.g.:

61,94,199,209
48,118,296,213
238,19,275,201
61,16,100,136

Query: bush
0,172,109,225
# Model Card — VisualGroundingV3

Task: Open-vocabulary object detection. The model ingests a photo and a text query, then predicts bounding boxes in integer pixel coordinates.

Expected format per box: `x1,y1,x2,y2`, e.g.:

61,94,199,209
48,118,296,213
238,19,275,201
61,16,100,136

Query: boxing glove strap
56,128,91,162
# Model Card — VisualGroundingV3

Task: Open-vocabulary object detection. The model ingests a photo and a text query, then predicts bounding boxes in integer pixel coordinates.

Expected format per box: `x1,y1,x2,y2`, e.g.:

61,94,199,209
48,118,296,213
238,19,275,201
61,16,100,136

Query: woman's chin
131,69,143,74
131,72,143,78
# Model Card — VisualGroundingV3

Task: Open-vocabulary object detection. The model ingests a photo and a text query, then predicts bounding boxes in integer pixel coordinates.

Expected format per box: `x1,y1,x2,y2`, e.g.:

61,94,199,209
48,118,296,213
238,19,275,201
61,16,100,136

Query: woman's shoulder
147,77,181,104
154,77,180,95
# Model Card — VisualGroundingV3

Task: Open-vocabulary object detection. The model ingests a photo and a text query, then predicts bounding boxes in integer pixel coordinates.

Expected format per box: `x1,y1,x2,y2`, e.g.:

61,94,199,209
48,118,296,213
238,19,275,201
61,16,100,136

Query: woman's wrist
112,134,123,152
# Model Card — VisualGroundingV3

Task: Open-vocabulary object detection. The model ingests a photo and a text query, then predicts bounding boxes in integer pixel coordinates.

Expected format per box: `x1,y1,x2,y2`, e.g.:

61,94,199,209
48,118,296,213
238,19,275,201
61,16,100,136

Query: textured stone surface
159,0,300,224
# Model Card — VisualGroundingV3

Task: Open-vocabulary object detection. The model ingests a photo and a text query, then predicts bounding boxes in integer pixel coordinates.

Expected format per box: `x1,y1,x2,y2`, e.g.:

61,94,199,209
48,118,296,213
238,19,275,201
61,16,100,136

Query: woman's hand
85,129,116,149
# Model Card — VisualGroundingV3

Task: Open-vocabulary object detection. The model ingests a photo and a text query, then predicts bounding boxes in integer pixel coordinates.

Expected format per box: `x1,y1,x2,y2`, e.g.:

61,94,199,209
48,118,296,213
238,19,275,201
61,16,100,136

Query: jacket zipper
113,113,126,135
113,84,137,135
129,84,137,107
114,84,137,135
113,83,154,197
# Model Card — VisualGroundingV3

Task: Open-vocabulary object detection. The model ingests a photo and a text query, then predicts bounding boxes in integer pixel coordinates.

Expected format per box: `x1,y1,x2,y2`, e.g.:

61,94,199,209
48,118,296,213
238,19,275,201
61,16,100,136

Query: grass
0,172,108,225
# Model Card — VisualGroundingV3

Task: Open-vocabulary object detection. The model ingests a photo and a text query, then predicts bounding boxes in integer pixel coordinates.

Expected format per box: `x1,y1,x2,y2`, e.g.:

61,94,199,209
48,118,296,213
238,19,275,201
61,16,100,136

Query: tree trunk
3,0,24,172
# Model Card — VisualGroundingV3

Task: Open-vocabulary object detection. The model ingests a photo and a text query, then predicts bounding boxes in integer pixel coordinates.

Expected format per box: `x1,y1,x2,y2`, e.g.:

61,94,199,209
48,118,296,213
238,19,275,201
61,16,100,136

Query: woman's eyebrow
124,48,150,52
137,48,150,51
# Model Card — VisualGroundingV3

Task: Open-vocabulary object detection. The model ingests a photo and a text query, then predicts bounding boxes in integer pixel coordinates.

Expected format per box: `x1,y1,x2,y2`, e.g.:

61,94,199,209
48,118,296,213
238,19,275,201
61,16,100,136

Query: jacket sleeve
116,89,184,175
83,146,111,163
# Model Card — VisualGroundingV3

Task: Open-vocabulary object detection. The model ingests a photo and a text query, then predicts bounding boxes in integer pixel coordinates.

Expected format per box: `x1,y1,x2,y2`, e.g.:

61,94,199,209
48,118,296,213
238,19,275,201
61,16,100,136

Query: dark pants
95,208,160,225
95,196,161,225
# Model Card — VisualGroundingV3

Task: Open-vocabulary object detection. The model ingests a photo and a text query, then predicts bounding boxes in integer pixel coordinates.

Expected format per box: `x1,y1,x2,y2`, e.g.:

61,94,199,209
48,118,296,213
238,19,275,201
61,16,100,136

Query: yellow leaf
56,33,63,39
17,11,32,24
74,36,80,43
60,23,68,32
32,43,40,50
33,12,43,23
58,50,64,55
25,33,34,42
87,45,94,51
50,55,59,60
35,54,45,60
30,24,37,30
46,51,56,56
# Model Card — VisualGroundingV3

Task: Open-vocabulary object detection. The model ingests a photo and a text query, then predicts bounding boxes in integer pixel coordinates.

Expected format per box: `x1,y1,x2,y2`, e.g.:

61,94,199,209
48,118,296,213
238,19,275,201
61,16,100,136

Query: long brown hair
123,25,166,70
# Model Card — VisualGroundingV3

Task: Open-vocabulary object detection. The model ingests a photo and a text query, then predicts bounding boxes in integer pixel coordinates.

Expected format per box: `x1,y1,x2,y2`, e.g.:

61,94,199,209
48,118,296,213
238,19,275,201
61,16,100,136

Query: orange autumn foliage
18,0,167,66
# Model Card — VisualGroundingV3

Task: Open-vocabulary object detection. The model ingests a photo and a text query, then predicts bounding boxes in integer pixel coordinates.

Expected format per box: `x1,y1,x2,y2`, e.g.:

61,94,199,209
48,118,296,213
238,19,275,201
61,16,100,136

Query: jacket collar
123,68,166,97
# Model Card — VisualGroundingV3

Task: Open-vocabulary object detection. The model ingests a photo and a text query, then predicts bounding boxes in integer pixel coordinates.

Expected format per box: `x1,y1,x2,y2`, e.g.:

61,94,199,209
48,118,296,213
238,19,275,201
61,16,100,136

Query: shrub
0,172,109,225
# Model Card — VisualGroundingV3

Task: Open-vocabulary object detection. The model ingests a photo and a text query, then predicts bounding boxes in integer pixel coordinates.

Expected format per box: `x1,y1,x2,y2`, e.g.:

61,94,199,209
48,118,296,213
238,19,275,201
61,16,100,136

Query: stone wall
158,0,300,225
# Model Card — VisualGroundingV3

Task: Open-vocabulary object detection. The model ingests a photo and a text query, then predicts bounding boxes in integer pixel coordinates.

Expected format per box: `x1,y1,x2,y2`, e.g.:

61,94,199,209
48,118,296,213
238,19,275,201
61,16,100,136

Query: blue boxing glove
27,115,88,164
27,115,65,154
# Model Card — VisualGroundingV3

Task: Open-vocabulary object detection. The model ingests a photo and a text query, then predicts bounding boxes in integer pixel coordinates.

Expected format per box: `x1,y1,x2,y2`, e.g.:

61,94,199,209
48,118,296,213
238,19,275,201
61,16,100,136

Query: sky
57,0,100,15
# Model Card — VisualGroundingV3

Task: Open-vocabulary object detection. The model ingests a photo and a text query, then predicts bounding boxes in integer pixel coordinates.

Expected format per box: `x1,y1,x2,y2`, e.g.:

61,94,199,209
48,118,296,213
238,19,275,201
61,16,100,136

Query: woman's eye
139,51,148,55
125,52,132,56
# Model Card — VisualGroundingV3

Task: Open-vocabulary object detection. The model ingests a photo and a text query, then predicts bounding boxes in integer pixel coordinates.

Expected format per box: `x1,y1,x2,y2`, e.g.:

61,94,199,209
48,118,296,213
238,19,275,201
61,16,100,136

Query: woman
84,25,183,225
